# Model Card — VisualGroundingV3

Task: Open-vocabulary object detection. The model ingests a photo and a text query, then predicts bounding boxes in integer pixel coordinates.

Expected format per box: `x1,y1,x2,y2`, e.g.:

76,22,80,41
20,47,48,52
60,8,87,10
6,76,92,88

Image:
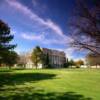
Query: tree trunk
8,66,11,70
36,63,38,69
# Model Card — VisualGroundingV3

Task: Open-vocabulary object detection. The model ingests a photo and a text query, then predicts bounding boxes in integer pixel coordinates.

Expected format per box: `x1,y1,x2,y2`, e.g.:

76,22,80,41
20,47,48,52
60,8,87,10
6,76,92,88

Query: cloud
64,48,76,59
59,48,86,61
21,32,68,45
6,0,64,36
21,33,44,41
54,45,87,61
5,0,73,46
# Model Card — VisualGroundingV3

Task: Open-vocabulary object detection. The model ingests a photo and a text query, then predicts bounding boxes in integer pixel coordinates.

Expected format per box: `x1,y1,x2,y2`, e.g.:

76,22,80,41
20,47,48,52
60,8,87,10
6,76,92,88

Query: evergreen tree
45,53,51,68
0,20,16,65
4,51,19,68
68,59,75,67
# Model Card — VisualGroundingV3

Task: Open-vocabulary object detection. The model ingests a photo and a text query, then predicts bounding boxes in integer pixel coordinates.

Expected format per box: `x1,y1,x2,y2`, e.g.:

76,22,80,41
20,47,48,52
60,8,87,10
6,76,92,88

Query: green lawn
0,68,100,100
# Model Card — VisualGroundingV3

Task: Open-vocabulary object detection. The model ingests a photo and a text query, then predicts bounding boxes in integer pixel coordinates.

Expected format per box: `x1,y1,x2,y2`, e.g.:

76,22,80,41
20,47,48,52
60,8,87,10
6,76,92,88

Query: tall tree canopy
75,59,84,67
4,51,19,68
0,20,16,65
31,46,43,68
86,53,100,66
70,0,100,55
31,46,51,69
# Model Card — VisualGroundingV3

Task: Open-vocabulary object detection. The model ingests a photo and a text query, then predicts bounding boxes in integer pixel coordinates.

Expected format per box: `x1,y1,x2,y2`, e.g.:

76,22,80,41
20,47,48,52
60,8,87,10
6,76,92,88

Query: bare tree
69,0,100,55
18,52,28,68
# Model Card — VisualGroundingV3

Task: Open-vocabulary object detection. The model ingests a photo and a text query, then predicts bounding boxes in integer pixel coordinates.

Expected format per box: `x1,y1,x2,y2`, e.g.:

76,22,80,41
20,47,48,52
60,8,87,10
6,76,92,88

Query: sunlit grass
0,68,100,100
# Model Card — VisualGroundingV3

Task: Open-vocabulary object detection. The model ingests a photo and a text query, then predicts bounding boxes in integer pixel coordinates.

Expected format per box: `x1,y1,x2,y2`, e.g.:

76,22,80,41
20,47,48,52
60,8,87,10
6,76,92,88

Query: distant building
25,48,67,69
42,48,67,68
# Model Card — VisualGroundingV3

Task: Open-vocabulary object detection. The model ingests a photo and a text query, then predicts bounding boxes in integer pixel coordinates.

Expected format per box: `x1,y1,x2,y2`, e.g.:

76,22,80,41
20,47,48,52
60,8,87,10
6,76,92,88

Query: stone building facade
42,48,67,68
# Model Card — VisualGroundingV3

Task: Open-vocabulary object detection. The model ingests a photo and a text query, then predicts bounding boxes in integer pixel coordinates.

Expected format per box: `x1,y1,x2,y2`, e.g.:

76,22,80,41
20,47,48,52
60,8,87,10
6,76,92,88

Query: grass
0,68,100,100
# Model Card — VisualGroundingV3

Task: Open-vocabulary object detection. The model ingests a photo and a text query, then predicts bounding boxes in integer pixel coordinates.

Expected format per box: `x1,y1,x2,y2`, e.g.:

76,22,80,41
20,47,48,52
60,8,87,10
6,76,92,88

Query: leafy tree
40,52,52,68
68,59,75,67
44,53,51,68
70,0,100,55
75,60,84,68
31,46,43,69
0,20,16,66
63,58,69,68
4,51,19,69
86,53,100,67
45,53,49,65
63,62,69,68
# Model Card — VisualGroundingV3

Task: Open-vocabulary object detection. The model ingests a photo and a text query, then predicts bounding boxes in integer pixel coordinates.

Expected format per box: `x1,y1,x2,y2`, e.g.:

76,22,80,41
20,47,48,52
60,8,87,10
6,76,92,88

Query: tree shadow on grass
0,71,92,100
0,72,56,87
0,88,92,100
0,69,12,73
21,92,92,100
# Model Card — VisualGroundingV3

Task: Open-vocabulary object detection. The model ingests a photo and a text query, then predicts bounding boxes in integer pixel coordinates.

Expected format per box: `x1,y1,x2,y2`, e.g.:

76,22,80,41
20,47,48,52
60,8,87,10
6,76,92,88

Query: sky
0,0,88,61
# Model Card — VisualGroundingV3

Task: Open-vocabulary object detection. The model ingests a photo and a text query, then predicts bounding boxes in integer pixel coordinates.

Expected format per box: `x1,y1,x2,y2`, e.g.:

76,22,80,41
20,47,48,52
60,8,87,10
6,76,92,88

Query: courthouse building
42,48,67,68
